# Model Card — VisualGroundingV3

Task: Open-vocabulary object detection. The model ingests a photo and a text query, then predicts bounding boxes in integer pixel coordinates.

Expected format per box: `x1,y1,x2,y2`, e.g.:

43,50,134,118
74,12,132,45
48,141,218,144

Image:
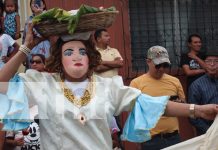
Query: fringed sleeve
121,94,169,142
0,75,31,131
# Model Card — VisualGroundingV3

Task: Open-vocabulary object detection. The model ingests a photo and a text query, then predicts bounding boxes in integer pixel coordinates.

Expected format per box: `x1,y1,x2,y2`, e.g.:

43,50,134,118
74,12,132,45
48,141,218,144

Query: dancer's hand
24,22,45,50
195,104,218,120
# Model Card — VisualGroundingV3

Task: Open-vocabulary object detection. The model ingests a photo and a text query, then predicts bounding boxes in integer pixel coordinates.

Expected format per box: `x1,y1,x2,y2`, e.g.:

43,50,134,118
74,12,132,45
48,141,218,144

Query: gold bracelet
189,104,195,118
19,45,31,56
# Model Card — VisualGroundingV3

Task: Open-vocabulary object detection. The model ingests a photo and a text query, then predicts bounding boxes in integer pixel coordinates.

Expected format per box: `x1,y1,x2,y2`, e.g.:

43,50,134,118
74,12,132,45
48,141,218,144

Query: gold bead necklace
60,77,94,108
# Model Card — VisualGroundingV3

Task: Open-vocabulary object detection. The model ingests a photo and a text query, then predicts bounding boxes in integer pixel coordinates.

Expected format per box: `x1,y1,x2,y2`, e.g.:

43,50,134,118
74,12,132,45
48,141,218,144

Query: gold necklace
63,87,91,107
60,77,94,108
61,77,94,125
60,76,95,125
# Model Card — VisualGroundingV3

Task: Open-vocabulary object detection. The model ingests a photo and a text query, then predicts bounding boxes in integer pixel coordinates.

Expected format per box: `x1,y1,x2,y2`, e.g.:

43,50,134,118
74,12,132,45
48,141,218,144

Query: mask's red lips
74,63,83,66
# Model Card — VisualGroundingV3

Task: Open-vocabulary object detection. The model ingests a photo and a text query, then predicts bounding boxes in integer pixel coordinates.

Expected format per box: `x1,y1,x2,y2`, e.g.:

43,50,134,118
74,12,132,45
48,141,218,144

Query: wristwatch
189,104,195,118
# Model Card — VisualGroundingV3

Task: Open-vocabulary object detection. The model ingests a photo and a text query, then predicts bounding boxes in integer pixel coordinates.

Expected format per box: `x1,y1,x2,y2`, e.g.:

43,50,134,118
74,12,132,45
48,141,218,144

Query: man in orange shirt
130,46,185,150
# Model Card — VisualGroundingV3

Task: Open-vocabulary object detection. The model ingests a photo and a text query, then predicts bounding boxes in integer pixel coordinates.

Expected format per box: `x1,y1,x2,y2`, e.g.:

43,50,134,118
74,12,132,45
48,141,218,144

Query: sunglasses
155,63,170,69
30,60,42,64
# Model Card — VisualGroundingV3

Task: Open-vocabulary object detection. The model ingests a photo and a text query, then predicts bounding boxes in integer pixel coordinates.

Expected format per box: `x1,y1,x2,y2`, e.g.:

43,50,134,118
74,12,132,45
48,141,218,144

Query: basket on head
34,11,119,37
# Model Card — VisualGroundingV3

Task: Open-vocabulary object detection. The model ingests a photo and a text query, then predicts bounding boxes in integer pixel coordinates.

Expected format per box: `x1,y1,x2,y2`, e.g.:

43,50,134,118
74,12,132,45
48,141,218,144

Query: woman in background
22,0,50,70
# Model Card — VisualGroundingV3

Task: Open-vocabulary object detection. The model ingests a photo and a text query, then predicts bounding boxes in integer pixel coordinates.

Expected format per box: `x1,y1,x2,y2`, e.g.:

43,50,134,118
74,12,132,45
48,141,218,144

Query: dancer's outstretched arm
165,101,218,120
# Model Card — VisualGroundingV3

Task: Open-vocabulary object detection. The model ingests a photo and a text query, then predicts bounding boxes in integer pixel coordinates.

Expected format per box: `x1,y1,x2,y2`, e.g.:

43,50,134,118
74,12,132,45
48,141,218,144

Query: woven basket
34,11,119,37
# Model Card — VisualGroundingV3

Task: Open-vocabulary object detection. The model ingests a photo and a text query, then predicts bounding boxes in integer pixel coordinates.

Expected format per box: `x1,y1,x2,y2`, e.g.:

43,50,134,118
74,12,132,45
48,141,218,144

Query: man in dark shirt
181,34,207,90
188,49,218,136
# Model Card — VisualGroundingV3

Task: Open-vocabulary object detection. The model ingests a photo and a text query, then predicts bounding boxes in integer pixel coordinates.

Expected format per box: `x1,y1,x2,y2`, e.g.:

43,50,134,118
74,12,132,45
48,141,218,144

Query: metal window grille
129,0,218,71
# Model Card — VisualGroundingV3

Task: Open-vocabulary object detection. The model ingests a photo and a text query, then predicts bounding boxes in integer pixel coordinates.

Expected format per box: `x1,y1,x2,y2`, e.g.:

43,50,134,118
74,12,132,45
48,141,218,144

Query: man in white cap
130,46,185,150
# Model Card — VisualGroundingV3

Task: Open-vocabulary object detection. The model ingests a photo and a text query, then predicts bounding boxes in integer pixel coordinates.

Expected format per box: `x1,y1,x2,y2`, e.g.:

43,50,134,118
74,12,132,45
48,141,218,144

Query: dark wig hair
46,37,101,78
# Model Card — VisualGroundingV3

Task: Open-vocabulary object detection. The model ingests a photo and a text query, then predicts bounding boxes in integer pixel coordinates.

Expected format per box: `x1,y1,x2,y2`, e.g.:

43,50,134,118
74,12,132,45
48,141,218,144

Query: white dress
19,70,141,150
163,115,218,150
1,70,169,150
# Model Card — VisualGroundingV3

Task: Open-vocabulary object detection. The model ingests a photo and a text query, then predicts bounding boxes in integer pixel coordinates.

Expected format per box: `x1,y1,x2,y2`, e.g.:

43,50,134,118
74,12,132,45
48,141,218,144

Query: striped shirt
188,74,218,135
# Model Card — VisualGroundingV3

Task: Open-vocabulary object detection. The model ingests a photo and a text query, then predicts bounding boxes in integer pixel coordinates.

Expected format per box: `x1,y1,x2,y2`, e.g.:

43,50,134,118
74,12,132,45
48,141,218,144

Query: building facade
16,0,218,149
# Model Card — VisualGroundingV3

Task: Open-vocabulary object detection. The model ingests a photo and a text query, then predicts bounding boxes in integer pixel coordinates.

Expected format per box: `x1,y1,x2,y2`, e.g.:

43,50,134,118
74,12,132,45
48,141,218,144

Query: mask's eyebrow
64,48,73,52
63,49,74,56
79,48,86,50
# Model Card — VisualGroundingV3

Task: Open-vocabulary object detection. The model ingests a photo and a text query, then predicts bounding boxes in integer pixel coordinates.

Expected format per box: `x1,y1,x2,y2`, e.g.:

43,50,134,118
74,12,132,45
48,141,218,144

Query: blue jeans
141,133,181,150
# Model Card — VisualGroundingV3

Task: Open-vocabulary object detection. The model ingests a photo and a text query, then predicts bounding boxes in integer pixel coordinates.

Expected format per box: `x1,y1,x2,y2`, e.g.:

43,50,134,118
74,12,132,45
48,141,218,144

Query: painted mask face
62,41,89,81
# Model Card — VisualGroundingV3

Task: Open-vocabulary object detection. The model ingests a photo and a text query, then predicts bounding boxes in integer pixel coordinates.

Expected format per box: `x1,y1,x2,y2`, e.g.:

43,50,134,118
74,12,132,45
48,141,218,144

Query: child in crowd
3,0,20,40
0,26,19,69
0,1,17,145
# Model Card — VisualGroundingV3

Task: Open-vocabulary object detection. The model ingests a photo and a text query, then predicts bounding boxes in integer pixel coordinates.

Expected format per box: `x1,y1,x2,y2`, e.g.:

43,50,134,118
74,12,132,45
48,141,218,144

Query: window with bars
129,0,218,71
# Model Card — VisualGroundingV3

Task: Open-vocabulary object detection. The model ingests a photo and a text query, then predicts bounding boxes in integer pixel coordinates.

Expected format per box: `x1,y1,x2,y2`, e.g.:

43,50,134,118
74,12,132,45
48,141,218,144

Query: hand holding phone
170,95,185,103
170,95,179,101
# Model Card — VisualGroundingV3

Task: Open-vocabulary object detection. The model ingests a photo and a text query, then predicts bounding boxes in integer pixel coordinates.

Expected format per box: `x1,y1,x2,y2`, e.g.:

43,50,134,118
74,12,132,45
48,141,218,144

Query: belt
152,130,179,139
